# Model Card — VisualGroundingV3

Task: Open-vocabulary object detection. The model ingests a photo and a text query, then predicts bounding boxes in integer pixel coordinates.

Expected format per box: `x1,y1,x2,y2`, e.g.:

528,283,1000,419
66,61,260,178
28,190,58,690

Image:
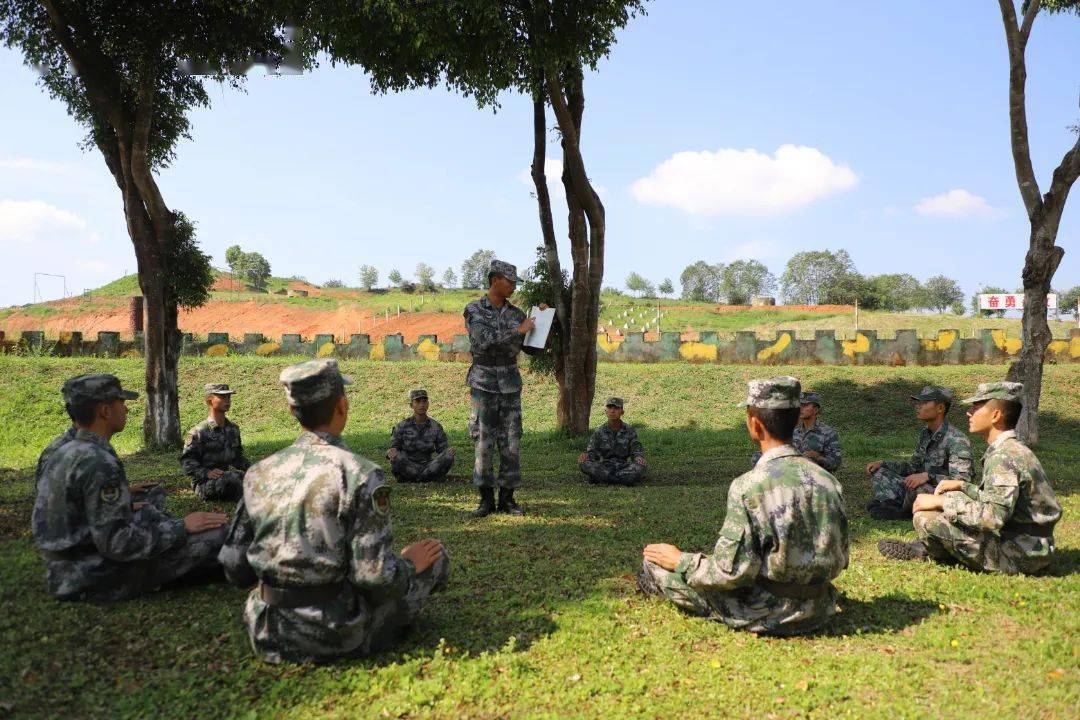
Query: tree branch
544,69,604,232
530,87,570,337
129,72,172,241
1019,0,1041,48
997,0,1043,217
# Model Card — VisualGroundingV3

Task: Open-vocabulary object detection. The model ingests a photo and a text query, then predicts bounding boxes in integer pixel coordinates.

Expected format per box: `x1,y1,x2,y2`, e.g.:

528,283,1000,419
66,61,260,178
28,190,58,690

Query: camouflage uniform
913,383,1062,575
640,377,849,636
870,387,972,515
388,390,454,483
180,383,250,501
32,374,224,601
580,400,646,486
463,261,538,490
751,421,842,472
220,360,449,664
34,426,76,492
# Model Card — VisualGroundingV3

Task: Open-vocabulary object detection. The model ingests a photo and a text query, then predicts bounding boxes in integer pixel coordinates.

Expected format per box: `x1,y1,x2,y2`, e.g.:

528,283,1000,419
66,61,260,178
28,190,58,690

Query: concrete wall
2,328,1078,365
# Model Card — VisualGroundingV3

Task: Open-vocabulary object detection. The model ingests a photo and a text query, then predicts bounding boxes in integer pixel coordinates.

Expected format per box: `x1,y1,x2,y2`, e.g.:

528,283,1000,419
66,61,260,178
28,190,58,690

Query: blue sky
0,1,1077,308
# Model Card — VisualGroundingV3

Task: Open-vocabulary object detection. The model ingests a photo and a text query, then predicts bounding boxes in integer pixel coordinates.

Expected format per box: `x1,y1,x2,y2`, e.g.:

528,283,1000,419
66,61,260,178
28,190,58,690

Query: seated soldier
220,359,449,664
578,397,647,486
386,389,455,482
181,383,251,501
33,374,227,601
879,382,1062,575
864,386,973,520
751,390,842,471
638,376,849,636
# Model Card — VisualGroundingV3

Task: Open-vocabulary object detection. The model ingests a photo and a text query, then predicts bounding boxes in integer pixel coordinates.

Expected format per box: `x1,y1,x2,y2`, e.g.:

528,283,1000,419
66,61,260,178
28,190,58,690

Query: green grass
0,360,1077,719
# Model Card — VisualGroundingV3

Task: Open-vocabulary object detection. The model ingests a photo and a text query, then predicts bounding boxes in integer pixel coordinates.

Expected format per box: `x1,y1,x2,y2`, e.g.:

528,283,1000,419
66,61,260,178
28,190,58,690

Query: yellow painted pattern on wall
921,330,957,352
679,341,718,362
414,338,439,361
991,330,1022,355
204,344,228,357
255,342,280,356
597,333,623,354
757,332,792,360
369,343,386,360
58,331,73,343
1048,337,1080,358
316,342,336,358
120,349,141,359
841,332,870,358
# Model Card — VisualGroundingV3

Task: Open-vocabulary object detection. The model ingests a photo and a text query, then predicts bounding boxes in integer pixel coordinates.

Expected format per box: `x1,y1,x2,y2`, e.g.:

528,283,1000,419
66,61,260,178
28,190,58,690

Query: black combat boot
471,487,496,518
867,502,910,521
497,487,523,516
877,539,929,562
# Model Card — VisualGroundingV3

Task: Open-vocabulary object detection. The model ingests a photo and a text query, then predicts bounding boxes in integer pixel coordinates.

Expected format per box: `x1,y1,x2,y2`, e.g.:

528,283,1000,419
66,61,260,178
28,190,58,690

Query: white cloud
914,189,994,218
631,144,858,216
0,199,88,244
0,157,81,177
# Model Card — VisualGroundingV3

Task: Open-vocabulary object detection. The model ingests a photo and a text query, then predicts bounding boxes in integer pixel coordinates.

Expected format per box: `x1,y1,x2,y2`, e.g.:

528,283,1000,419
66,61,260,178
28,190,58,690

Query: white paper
523,307,555,349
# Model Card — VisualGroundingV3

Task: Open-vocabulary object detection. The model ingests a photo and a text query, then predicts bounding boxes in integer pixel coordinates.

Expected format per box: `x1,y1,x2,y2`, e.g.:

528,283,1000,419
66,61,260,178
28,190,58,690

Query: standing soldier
33,374,227,601
578,397,647,486
751,390,842,472
463,259,546,517
639,377,849,636
220,359,449,664
180,383,251,501
879,382,1062,574
386,389,455,482
865,386,973,520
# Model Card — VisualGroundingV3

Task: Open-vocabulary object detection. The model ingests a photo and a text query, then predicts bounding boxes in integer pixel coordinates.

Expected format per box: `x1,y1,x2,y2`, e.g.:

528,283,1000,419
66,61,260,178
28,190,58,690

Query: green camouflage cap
962,381,1024,405
279,359,353,407
739,376,801,409
204,383,236,395
409,388,429,402
488,259,520,284
911,385,953,404
62,373,138,405
800,390,821,407
605,397,624,408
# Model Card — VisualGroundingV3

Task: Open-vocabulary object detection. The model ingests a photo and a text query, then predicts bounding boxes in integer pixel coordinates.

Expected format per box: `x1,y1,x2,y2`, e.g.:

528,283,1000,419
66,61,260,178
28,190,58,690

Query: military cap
204,383,236,395
800,390,821,407
279,359,352,407
962,381,1024,405
739,376,801,409
605,397,624,409
910,386,953,404
62,373,138,405
488,259,520,284
409,388,429,402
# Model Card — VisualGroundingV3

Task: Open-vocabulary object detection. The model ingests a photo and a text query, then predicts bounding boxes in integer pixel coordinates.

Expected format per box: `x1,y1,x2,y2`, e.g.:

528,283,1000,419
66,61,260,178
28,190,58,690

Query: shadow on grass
823,593,940,636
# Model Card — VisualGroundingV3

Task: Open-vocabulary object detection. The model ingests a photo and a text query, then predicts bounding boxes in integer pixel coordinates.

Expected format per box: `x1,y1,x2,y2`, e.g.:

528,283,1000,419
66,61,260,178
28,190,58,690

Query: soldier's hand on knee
904,472,929,491
402,539,444,574
578,452,588,463
448,448,455,456
184,511,228,534
934,480,965,495
866,460,883,475
207,469,225,480
643,543,681,571
387,448,400,460
911,494,943,514
634,456,647,467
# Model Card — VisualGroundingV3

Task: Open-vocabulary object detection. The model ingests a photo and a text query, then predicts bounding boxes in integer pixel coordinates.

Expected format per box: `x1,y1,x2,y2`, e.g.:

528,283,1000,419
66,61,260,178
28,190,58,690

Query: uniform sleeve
677,491,760,593
83,457,186,561
819,427,842,472
233,428,251,472
219,498,256,588
586,429,601,460
629,427,645,460
464,304,520,353
388,422,403,452
179,429,206,482
940,454,1019,533
433,423,448,454
347,470,414,603
932,433,973,483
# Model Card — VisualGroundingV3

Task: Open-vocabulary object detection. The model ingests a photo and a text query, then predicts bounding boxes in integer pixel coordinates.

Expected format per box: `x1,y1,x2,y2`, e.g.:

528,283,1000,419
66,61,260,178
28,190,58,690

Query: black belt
259,581,345,608
471,354,517,367
1002,522,1053,538
757,577,830,600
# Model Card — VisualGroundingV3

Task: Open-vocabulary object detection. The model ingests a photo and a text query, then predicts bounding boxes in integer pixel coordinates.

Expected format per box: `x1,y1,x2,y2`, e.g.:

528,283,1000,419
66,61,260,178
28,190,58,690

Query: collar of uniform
989,429,1017,450
74,428,113,451
410,416,430,428
480,294,513,312
926,420,950,443
295,430,345,448
758,444,800,464
206,415,231,429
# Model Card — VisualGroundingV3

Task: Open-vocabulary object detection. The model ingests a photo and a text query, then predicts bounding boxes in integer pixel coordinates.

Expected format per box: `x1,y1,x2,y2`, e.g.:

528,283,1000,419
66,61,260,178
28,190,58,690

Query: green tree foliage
226,246,272,291
658,278,674,296
922,275,965,313
441,267,457,288
167,212,213,309
387,268,404,288
517,246,568,377
1057,285,1079,315
415,262,436,291
460,249,497,289
719,259,775,305
780,250,856,305
868,273,923,312
680,261,723,302
625,272,655,298
323,278,344,288
358,264,378,290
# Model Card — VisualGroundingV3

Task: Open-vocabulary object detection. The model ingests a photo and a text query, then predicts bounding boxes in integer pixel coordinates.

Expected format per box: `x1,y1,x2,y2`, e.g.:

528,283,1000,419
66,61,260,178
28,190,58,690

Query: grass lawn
0,358,1077,719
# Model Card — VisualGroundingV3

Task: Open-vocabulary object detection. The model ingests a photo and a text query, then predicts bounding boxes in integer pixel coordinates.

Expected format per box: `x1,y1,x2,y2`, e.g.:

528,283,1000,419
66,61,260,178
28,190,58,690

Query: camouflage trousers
132,484,167,511
868,467,932,514
242,549,451,664
580,459,646,486
44,520,227,602
468,389,522,489
193,469,245,502
913,510,1055,575
637,560,838,636
391,449,454,483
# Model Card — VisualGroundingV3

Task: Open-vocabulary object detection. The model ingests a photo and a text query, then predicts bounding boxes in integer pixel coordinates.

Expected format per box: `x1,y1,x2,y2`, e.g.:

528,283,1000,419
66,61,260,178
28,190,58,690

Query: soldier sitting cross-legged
386,389,455,483
578,397,647,486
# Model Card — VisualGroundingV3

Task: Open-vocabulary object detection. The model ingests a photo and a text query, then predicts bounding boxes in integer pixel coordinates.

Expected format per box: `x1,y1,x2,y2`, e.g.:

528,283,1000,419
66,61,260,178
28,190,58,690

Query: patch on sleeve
372,485,391,516
100,484,122,504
